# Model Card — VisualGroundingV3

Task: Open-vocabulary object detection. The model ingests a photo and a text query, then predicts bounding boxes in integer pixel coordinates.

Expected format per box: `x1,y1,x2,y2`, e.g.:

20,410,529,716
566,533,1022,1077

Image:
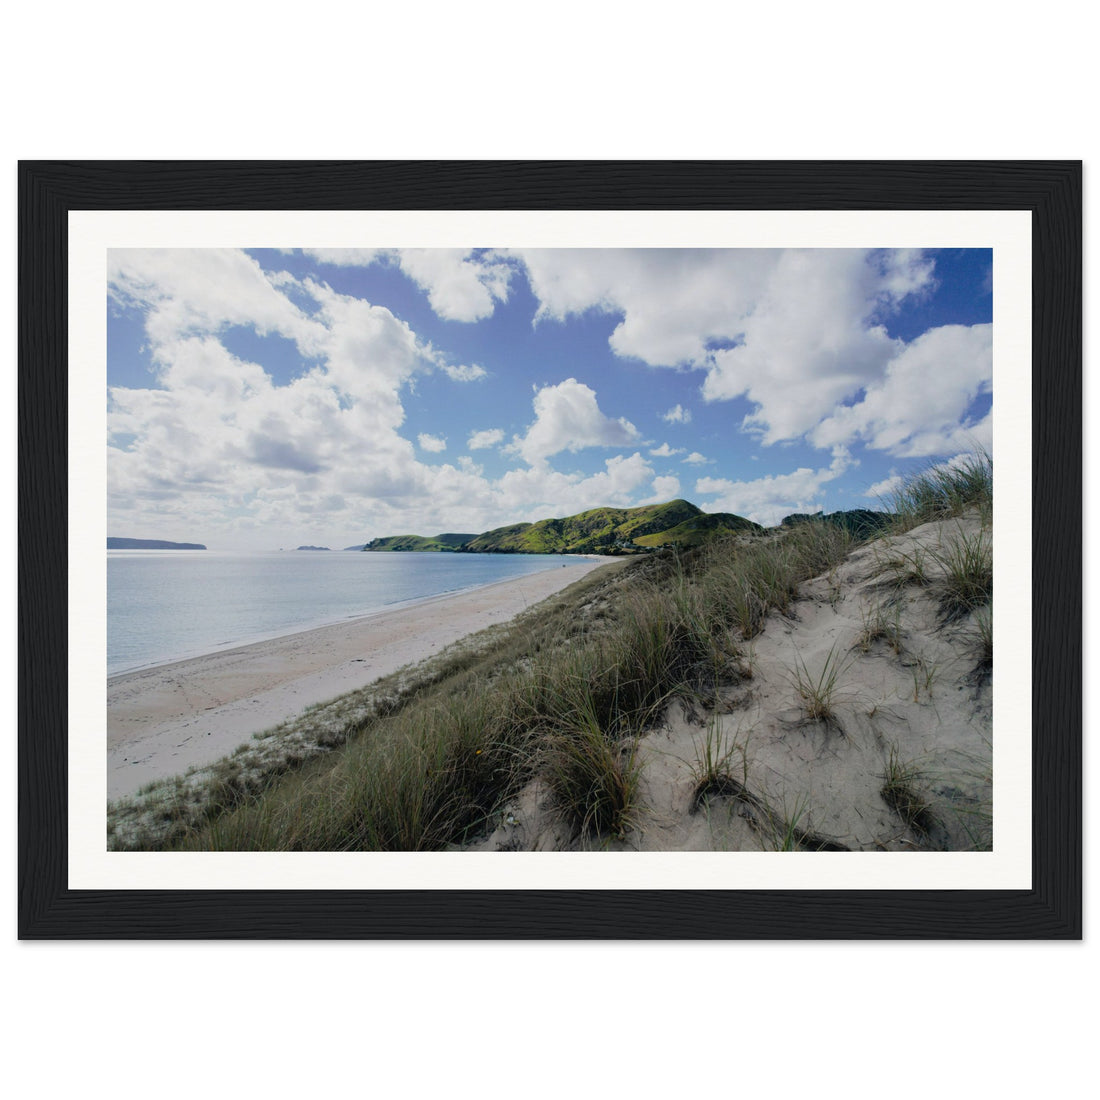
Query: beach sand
108,558,613,800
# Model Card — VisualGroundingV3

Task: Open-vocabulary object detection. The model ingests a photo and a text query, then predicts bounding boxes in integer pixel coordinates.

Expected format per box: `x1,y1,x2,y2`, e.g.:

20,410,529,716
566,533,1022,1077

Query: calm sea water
107,550,588,676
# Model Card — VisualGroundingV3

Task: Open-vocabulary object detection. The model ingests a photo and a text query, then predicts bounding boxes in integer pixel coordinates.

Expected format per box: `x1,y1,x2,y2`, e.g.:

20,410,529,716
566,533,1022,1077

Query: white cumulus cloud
468,428,505,450
508,248,946,448
662,404,692,424
508,378,641,465
649,443,685,457
418,433,447,453
395,249,513,322
646,475,682,502
810,323,993,457
441,362,488,382
694,450,854,527
302,248,513,323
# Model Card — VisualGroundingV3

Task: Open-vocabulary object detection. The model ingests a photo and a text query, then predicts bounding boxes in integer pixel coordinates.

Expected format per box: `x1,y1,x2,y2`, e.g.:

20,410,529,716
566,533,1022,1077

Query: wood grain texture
18,161,1082,939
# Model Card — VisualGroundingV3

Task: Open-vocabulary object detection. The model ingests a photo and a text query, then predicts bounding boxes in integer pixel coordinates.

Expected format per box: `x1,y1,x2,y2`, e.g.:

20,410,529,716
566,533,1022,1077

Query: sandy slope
107,559,612,800
471,513,993,852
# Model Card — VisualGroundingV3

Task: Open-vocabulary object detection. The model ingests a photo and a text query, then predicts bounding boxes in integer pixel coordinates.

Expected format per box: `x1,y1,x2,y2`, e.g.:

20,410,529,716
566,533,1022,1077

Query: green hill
462,500,703,554
363,501,760,556
632,511,763,549
780,509,892,539
364,532,477,552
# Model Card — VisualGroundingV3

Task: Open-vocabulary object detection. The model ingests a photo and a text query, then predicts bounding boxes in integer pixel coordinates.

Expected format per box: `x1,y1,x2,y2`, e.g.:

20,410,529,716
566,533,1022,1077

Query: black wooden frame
18,161,1082,938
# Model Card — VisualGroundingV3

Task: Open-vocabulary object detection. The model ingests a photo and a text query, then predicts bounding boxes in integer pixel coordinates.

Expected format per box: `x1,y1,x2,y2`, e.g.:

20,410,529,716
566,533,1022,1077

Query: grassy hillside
364,533,477,552
780,508,891,539
632,511,763,549
463,499,710,554
363,501,756,555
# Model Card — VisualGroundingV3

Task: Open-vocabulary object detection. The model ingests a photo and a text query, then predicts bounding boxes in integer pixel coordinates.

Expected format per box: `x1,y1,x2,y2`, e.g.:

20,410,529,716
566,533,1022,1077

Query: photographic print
20,162,1081,937
104,245,996,858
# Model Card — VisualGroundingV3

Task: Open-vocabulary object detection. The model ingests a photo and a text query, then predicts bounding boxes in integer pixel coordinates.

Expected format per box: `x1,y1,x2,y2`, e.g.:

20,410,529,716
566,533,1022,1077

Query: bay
107,550,589,675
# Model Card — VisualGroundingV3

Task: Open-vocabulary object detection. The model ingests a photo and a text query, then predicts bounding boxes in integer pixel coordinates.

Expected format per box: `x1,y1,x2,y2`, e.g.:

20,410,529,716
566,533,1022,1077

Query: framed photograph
19,161,1081,938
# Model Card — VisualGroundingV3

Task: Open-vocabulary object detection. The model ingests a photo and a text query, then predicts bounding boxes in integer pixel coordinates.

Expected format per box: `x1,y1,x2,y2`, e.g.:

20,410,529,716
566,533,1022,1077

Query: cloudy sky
107,247,992,551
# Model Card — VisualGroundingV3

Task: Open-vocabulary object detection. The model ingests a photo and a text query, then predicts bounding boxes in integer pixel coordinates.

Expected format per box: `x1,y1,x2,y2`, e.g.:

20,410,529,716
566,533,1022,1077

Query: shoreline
107,556,616,800
108,552,606,678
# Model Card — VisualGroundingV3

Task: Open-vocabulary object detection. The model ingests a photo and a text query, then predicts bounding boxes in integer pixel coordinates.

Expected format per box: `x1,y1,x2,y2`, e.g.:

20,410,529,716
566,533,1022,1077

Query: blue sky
107,247,992,551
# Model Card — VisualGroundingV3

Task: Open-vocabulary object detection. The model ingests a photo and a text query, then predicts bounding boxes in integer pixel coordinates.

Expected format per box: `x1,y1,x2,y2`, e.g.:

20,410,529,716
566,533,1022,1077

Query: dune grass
880,746,940,841
689,715,750,811
789,641,853,727
887,448,992,531
931,526,993,622
854,599,904,655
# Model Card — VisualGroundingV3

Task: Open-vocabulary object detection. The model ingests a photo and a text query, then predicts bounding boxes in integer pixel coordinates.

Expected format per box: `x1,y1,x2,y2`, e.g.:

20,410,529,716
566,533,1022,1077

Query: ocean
106,550,589,676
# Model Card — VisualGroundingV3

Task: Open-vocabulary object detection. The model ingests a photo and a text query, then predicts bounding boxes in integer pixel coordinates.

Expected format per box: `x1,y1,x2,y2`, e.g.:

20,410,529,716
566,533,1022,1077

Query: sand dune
471,513,993,852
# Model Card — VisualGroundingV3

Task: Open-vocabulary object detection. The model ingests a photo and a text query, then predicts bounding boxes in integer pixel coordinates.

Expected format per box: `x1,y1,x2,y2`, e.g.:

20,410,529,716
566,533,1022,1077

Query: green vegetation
855,599,904,655
887,448,993,531
973,605,993,671
689,716,750,811
880,745,939,840
632,510,762,549
463,499,714,554
364,532,476,552
781,508,891,539
364,500,761,556
788,641,852,727
930,526,993,622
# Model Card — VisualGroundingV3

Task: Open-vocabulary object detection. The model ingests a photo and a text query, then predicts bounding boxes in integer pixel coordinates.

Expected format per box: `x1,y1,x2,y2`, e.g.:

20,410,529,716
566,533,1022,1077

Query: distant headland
108,537,206,550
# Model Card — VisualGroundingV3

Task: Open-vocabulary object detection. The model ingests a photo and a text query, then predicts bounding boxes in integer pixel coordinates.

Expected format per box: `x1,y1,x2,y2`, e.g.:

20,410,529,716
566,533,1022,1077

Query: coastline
108,556,616,800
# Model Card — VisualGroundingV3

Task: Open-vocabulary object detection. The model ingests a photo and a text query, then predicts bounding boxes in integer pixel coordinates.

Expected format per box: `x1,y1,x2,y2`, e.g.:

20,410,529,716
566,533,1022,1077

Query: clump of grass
876,544,931,589
789,642,852,727
855,600,903,655
908,654,938,704
774,793,811,852
888,448,992,530
973,605,993,669
761,792,848,851
700,521,854,640
931,526,992,622
689,716,749,812
880,746,940,840
540,690,643,839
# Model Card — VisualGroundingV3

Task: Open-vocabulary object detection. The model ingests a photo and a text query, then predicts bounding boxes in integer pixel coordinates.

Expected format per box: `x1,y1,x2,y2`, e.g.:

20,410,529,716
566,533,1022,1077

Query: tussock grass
908,654,939,704
789,641,852,727
888,448,992,531
855,600,904,655
876,545,931,590
972,605,993,670
540,698,643,839
931,526,992,622
689,716,749,811
880,746,940,840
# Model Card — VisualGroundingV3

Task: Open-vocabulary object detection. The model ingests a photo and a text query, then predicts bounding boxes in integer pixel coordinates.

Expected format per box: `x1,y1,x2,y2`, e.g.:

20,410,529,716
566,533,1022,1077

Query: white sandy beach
108,558,613,799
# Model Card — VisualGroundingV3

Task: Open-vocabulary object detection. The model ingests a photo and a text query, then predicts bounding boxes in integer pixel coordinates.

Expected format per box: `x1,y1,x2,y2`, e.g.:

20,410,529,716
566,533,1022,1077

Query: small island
107,537,206,550
294,545,331,551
